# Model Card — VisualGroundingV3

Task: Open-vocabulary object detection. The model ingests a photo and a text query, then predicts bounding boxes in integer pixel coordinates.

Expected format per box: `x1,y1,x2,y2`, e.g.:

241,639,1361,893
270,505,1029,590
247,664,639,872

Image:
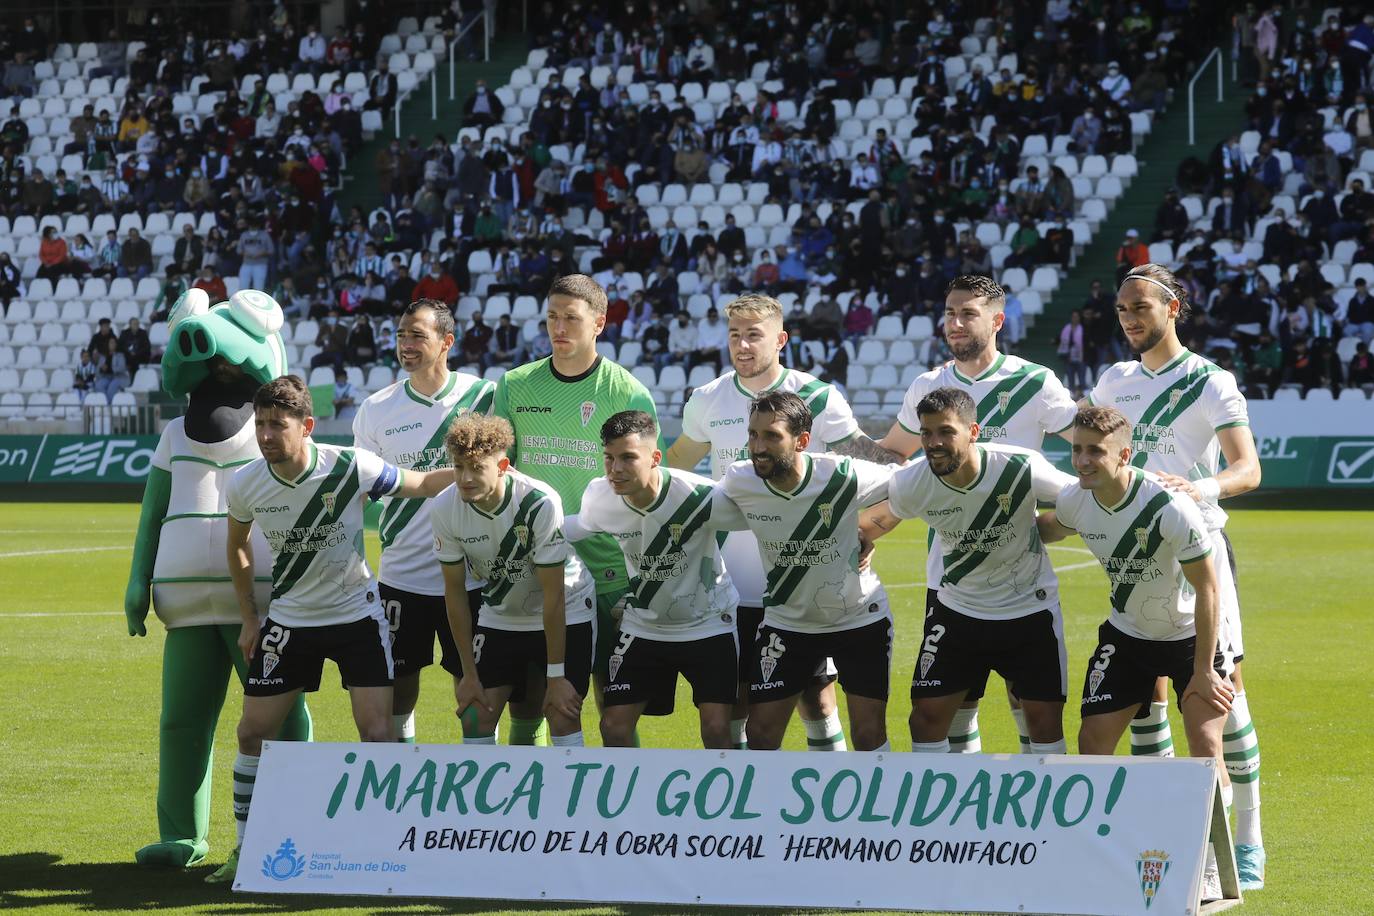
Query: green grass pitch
0,502,1369,915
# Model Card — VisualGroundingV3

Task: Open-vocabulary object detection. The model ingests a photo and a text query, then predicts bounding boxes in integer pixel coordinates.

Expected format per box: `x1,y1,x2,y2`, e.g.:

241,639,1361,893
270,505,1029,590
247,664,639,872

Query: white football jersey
226,442,402,627
721,454,893,633
1056,470,1214,640
681,367,861,606
150,417,271,628
569,469,743,641
888,445,1075,619
431,469,595,631
353,372,495,595
895,352,1077,589
1088,349,1249,531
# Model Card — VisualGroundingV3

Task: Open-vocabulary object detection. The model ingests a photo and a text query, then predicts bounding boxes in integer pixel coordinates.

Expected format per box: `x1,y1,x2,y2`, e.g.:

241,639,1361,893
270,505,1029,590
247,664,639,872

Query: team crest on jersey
759,632,786,683
818,503,833,526
918,650,935,680
1088,668,1105,696
261,652,280,678
1168,389,1184,410
515,525,530,548
322,492,335,514
579,401,597,426
669,523,684,544
1134,527,1151,551
996,493,1012,514
997,391,1012,413
1136,850,1171,909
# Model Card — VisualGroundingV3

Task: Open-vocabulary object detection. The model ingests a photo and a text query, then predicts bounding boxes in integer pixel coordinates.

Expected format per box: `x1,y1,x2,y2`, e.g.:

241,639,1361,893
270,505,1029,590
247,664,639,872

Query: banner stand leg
1199,778,1243,914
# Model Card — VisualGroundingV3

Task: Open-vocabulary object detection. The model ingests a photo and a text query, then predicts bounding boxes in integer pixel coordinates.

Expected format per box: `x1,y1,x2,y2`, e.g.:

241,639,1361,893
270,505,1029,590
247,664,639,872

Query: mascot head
161,288,290,398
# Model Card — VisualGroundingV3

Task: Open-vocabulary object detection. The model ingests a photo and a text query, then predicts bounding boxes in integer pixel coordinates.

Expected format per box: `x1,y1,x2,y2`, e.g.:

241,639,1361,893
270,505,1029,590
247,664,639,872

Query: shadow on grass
0,852,863,915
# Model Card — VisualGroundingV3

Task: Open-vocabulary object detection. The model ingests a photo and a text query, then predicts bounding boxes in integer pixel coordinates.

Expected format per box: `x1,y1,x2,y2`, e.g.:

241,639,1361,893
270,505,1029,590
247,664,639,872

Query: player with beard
863,388,1077,756
869,276,1077,756
1086,263,1264,889
666,293,905,751
720,391,898,751
352,299,495,743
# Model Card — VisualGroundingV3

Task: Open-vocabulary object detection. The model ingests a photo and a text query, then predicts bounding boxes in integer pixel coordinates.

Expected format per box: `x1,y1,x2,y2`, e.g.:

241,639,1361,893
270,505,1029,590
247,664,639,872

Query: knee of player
850,721,886,751
699,720,732,749
235,719,269,753
599,719,632,747
359,721,394,742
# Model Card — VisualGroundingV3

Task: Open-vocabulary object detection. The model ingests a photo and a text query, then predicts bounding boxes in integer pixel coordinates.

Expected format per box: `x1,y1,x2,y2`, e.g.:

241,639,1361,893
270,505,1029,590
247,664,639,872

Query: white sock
1224,691,1262,847
947,707,982,753
393,712,416,742
872,740,891,752
1029,739,1067,755
802,713,847,751
913,739,950,753
729,718,748,750
232,753,259,846
1010,707,1031,753
551,731,584,747
464,733,496,745
1130,701,1175,757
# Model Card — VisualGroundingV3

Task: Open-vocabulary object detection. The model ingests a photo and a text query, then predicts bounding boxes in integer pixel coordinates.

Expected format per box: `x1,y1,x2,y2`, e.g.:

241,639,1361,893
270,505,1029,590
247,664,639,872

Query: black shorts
592,587,628,681
245,614,393,696
473,619,595,702
749,618,893,703
1080,621,1230,716
737,606,837,689
603,630,739,714
380,583,482,678
911,594,1067,703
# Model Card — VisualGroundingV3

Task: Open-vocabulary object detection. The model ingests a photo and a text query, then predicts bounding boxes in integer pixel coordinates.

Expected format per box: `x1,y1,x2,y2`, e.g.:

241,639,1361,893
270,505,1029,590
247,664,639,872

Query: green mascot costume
124,288,312,867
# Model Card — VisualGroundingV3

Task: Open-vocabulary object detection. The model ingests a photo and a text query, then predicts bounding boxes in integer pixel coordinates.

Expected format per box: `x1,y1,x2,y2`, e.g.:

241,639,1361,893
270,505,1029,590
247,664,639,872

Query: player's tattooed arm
833,433,907,465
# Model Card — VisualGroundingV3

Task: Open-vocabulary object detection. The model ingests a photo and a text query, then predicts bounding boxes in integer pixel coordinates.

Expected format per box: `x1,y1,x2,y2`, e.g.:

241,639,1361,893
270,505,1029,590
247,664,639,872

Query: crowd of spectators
1133,7,1374,399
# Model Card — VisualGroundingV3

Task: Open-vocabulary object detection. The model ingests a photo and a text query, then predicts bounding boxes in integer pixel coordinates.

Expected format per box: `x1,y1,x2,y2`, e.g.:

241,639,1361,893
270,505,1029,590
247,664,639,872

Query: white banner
237,743,1219,915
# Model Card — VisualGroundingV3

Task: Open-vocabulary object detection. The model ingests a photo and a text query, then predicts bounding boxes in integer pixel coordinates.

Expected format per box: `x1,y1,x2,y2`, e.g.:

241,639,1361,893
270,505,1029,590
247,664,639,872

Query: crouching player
1038,406,1234,900
566,410,745,749
209,375,456,882
431,414,597,747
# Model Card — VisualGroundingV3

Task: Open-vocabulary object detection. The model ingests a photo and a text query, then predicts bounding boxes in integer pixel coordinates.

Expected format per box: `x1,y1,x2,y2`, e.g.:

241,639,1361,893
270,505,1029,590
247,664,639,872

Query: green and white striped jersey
888,445,1075,619
895,353,1077,590
721,454,893,634
352,372,495,595
1087,349,1250,531
1056,469,1213,641
568,469,744,641
226,442,402,627
430,469,595,632
681,367,860,607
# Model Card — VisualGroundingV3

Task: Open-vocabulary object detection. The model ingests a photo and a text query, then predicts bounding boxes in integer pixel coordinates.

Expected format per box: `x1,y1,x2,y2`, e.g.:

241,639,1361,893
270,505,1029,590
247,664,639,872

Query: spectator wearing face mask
463,79,505,131
412,261,459,305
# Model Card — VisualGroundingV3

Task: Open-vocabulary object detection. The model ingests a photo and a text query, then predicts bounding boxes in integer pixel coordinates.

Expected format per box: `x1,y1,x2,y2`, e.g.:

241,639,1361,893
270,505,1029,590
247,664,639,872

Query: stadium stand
1139,8,1374,401
1,2,1341,434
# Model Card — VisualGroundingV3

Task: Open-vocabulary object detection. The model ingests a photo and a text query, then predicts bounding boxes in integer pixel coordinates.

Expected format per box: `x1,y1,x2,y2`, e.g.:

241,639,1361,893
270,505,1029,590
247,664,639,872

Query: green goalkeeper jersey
492,355,660,596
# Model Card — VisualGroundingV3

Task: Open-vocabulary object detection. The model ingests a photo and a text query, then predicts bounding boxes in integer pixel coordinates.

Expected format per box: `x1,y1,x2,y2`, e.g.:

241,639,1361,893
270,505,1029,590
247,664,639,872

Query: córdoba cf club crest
1168,389,1184,410
580,401,597,426
1136,850,1171,909
1134,526,1151,551
515,525,529,548
997,390,1011,413
996,493,1012,514
607,653,622,682
669,523,684,544
322,492,335,514
818,503,833,526
918,650,935,680
759,656,777,683
261,652,280,678
1088,668,1104,696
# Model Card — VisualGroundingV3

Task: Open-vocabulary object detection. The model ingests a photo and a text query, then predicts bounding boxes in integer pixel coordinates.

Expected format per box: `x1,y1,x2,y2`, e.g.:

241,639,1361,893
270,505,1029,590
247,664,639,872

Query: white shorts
1210,528,1243,662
